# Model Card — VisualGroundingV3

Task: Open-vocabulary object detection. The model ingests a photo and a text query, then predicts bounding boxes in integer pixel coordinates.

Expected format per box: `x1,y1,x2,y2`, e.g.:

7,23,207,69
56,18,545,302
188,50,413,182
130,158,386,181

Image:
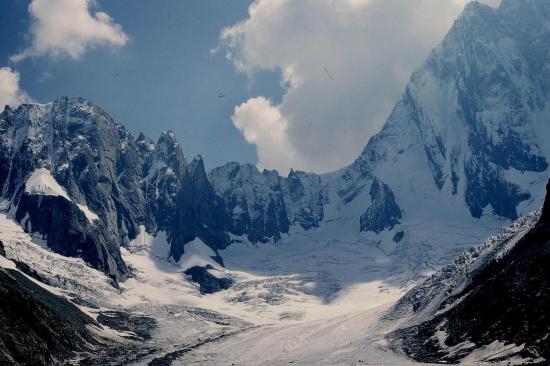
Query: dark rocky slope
0,266,100,365
389,179,550,364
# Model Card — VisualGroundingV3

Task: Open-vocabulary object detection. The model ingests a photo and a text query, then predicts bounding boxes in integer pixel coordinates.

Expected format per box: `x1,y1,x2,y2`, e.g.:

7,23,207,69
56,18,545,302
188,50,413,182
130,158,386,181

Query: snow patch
0,255,16,270
25,168,70,200
462,341,526,364
177,238,220,271
76,204,99,223
24,168,99,225
128,225,170,259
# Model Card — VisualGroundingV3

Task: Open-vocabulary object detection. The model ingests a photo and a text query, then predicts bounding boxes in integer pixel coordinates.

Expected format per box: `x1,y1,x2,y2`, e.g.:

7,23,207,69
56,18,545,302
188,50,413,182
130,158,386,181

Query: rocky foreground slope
0,250,100,365
387,179,550,364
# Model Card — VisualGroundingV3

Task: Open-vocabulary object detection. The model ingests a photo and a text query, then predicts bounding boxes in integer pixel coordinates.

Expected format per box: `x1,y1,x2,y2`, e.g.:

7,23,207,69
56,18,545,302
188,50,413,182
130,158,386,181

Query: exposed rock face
2,0,550,287
0,267,101,365
0,98,146,280
388,178,550,364
15,194,127,281
464,155,531,219
142,131,187,233
169,157,230,261
210,163,288,243
360,178,402,234
285,169,327,230
209,163,327,243
185,265,233,294
0,98,328,280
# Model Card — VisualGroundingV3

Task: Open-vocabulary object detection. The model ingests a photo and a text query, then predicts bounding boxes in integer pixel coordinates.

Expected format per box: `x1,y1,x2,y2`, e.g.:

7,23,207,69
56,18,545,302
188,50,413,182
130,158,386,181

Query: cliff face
0,98,329,281
209,163,327,243
338,0,550,240
0,98,145,280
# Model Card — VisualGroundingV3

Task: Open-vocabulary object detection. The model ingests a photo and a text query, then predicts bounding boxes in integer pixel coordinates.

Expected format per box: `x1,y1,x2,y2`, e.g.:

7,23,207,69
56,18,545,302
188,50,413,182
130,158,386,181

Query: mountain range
1,0,549,364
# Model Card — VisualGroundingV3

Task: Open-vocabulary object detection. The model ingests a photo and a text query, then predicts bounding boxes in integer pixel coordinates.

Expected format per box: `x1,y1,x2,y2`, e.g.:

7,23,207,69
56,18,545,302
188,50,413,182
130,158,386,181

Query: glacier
1,0,550,364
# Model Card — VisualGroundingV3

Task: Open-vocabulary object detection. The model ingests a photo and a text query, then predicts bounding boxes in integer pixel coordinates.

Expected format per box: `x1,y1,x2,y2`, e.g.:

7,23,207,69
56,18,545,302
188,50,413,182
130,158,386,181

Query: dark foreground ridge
389,179,550,364
0,266,99,365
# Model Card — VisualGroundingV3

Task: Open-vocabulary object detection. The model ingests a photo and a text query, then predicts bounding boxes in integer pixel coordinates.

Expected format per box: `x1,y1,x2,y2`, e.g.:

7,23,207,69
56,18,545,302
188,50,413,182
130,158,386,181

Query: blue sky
0,0,500,174
1,0,283,170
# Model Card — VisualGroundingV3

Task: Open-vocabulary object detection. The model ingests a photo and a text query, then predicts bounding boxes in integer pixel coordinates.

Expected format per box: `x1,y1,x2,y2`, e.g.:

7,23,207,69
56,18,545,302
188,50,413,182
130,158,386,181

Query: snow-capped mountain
294,0,550,278
386,179,550,364
1,0,550,288
335,0,550,233
141,130,187,233
0,98,328,285
1,0,550,364
0,99,144,281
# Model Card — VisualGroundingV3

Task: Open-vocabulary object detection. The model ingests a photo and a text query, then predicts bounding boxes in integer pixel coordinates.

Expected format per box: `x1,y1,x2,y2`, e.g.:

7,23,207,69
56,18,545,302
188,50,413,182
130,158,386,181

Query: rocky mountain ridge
1,0,550,288
0,98,328,282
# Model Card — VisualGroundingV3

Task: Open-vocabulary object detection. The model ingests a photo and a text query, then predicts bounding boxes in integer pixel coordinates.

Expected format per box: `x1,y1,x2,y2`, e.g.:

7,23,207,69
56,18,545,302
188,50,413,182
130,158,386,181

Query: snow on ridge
25,168,70,200
24,168,99,225
76,204,99,223
128,225,170,259
462,341,529,365
0,255,16,270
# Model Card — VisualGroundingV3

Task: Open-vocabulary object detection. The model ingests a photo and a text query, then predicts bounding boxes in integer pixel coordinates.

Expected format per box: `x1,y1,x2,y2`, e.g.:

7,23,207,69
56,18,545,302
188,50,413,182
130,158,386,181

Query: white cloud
232,97,304,174
0,68,32,109
11,0,127,62
221,0,502,173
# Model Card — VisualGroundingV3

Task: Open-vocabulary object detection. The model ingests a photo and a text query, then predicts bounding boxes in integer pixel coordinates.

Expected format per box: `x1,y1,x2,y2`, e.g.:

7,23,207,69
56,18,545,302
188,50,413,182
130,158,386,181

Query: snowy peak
136,131,155,157
142,130,188,232
0,97,148,280
1,0,550,294
1,97,325,278
155,130,187,175
169,155,230,261
339,0,550,226
187,155,207,181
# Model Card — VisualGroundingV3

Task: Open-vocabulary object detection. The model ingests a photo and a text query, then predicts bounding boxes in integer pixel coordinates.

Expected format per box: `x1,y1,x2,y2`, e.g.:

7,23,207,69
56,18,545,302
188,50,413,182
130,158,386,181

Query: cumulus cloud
232,97,304,174
11,0,127,62
222,0,502,173
0,68,32,109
